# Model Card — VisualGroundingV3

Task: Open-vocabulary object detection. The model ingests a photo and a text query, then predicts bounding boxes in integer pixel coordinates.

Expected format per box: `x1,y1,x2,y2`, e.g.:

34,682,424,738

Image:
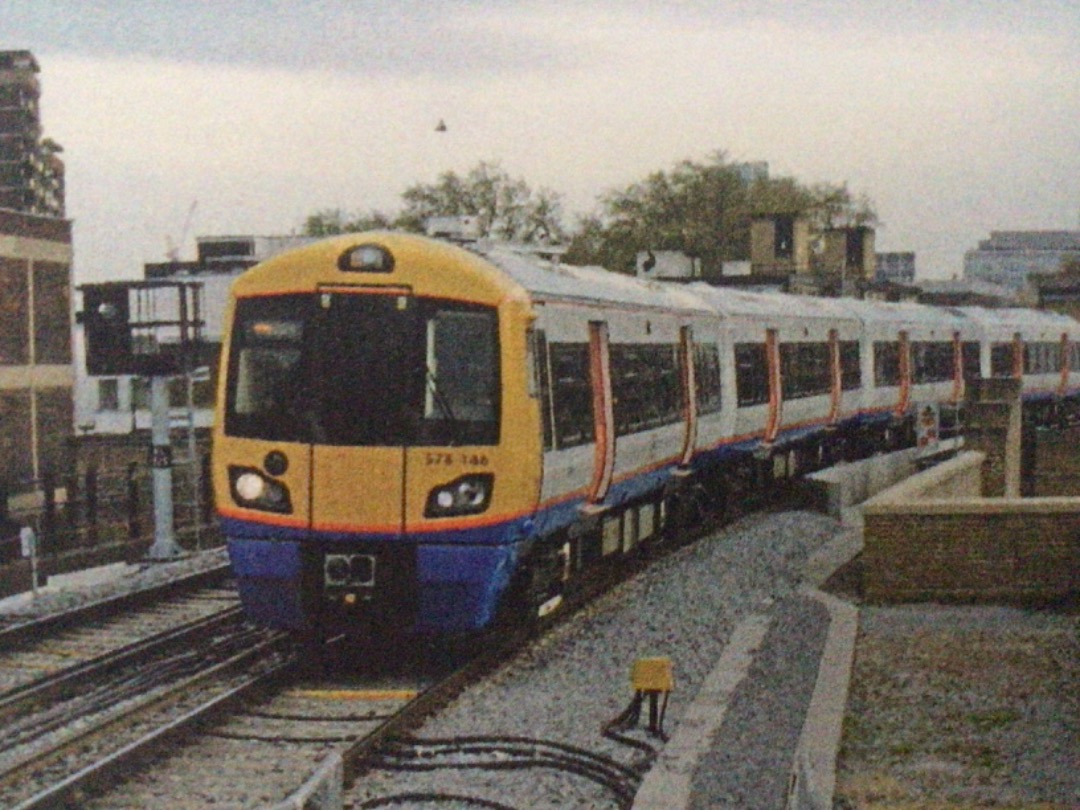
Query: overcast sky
6,0,1079,282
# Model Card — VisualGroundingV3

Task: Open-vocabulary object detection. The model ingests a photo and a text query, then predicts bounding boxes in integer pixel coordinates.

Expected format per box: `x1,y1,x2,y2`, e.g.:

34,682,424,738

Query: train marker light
340,243,394,273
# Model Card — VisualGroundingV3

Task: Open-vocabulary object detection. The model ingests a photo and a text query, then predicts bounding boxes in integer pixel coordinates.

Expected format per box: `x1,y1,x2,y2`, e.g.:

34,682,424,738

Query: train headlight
229,466,293,514
235,472,265,502
424,473,494,518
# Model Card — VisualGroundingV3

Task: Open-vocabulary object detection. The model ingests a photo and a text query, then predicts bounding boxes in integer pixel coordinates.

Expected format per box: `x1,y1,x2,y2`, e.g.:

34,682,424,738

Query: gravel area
348,510,844,809
0,547,228,619
835,602,1079,809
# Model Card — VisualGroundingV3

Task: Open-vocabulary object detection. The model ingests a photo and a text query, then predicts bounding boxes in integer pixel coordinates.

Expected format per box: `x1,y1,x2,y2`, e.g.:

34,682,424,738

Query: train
212,231,1080,640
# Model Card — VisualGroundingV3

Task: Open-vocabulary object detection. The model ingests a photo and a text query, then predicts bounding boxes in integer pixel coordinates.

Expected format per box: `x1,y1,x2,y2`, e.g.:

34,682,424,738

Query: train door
586,320,615,505
764,328,782,443
307,289,414,542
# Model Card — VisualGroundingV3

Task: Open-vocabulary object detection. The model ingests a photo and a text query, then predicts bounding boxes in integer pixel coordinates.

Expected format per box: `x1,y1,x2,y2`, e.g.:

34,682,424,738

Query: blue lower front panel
226,534,521,636
228,537,306,630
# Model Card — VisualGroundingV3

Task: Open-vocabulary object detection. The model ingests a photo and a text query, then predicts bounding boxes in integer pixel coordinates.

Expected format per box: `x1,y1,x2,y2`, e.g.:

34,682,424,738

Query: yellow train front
212,233,542,638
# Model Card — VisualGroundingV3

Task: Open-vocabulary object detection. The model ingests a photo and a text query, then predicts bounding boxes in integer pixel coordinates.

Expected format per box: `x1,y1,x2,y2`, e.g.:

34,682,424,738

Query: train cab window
990,343,1014,378
873,341,901,387
735,342,769,407
912,341,954,384
780,342,830,400
419,307,500,445
694,342,723,415
548,343,594,448
225,294,500,446
610,344,682,436
840,341,861,390
962,341,981,382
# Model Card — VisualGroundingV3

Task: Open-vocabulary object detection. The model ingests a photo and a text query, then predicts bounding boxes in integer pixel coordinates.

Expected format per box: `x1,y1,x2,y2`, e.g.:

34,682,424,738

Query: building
0,209,74,496
0,51,64,218
75,234,318,435
914,278,1018,308
963,230,1080,291
875,252,916,284
1,50,72,500
749,213,810,281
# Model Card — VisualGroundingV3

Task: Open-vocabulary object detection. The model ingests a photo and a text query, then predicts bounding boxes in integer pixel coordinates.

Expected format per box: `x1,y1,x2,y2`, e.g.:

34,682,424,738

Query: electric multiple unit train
212,232,1080,639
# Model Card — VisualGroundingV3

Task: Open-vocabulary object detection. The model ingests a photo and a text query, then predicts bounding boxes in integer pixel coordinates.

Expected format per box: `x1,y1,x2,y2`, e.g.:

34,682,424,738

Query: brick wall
1032,426,1080,496
863,452,1080,604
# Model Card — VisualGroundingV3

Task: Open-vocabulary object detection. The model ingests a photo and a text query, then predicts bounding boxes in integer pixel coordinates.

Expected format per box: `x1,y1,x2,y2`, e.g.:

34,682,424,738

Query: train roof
955,306,1078,334
481,247,713,314
683,283,861,322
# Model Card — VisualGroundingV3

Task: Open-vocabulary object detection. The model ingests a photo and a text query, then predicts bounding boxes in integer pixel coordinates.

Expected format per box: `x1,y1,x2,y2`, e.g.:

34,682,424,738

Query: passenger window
735,343,769,406
610,344,682,436
694,342,723,415
873,341,901,387
990,343,1014,378
780,342,830,400
548,343,594,449
840,341,861,390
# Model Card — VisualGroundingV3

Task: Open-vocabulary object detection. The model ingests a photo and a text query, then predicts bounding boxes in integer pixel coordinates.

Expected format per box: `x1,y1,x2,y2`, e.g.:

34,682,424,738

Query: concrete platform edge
632,612,774,809
786,588,858,810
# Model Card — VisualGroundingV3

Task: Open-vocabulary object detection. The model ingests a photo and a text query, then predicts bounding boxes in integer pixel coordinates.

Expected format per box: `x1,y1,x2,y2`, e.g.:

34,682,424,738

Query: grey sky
5,0,1079,282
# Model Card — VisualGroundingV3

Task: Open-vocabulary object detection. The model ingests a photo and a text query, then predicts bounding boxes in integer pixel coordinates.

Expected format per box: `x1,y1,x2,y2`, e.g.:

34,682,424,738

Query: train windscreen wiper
425,365,464,446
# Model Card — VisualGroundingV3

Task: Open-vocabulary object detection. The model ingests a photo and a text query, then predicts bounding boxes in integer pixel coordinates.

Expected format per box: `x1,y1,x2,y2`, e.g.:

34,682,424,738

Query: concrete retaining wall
805,440,962,518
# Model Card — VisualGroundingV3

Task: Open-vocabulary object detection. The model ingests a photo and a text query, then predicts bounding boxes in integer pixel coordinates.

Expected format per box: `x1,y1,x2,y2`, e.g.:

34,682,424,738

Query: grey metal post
148,375,183,559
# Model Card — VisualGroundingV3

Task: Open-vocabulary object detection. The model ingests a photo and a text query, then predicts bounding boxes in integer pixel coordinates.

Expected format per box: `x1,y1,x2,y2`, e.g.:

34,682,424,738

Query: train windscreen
225,293,499,446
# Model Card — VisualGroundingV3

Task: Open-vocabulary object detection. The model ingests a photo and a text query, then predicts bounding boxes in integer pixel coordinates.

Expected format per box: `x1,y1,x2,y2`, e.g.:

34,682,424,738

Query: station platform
633,525,860,810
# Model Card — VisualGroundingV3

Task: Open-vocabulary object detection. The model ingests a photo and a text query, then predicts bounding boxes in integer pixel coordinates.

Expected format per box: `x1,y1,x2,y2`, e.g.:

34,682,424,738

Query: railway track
0,564,236,695
68,497,760,807
65,632,516,808
0,613,290,809
1,492,814,808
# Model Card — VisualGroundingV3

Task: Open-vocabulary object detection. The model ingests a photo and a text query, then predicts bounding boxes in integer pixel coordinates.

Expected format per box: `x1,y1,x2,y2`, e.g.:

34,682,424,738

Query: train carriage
958,306,1080,421
213,231,1080,641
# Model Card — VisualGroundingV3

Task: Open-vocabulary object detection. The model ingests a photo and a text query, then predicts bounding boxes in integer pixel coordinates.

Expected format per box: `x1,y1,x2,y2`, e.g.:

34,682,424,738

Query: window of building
98,378,120,411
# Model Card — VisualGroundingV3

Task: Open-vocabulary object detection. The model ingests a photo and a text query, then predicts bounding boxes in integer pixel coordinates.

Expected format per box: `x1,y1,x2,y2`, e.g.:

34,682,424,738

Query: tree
302,208,393,237
565,151,877,275
397,161,566,242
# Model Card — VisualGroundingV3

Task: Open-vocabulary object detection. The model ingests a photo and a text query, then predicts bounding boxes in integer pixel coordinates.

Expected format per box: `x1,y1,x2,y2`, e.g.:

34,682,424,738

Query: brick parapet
863,451,1080,604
